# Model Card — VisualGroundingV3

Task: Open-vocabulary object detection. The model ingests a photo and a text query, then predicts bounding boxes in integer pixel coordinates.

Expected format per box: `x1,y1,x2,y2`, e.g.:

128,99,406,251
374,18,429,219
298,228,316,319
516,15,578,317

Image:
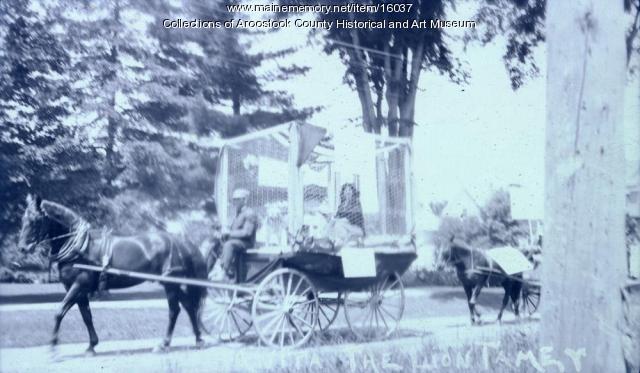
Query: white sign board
486,246,533,275
340,248,377,278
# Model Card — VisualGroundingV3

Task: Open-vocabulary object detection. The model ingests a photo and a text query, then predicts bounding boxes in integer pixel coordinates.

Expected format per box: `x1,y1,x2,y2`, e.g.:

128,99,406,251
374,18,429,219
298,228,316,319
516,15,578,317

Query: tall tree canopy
0,0,313,253
289,0,638,137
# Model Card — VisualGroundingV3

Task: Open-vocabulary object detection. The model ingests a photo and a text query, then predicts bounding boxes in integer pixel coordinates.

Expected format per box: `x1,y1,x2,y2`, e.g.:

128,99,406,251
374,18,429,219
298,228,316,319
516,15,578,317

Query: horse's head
436,236,470,270
18,194,48,254
435,242,452,271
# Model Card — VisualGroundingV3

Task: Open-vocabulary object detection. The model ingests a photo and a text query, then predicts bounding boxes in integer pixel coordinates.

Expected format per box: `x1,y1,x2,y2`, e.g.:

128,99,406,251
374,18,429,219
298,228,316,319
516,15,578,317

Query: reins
39,231,78,244
45,224,90,262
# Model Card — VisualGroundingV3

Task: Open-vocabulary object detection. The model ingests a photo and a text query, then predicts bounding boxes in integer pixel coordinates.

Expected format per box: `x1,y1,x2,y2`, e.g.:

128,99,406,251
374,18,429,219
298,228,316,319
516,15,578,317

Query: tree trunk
348,29,376,133
543,0,628,371
232,89,241,116
106,103,118,185
105,1,121,187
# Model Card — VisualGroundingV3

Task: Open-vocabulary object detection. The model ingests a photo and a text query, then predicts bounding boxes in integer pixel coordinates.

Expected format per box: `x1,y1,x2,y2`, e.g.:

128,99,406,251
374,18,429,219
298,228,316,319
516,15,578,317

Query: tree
471,0,640,86
0,1,100,234
543,0,628,371
433,189,524,249
151,0,315,126
280,0,466,137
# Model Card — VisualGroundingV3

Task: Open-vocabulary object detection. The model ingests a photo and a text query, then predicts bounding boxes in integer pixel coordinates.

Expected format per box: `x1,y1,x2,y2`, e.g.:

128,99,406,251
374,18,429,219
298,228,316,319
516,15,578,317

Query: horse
17,194,208,355
437,237,522,325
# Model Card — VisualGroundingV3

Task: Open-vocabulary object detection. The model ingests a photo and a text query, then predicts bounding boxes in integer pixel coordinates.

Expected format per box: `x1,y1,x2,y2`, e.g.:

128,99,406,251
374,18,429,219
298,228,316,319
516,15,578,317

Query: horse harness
448,244,499,284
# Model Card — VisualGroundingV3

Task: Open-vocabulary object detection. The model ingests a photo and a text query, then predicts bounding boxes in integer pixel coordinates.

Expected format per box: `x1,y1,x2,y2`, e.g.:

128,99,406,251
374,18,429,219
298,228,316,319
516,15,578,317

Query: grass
145,324,540,373
257,328,540,373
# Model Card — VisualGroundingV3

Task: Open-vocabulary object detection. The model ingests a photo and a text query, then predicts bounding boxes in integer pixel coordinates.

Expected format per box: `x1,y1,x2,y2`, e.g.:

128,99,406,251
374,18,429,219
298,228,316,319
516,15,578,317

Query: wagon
208,122,417,347
483,246,542,316
76,122,418,348
76,243,416,348
201,243,416,347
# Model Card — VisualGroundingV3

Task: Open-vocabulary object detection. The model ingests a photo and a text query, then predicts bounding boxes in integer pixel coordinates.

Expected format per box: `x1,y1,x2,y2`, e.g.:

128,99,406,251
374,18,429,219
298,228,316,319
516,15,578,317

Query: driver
209,189,258,281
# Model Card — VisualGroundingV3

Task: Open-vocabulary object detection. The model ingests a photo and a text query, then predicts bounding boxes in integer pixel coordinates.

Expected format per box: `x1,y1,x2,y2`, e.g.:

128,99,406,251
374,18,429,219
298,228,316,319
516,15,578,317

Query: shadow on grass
62,340,222,361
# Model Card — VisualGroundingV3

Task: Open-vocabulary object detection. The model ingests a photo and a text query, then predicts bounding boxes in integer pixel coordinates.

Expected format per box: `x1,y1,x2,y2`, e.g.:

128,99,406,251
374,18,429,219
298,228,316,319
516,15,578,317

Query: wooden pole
216,146,229,228
288,124,303,236
73,263,255,293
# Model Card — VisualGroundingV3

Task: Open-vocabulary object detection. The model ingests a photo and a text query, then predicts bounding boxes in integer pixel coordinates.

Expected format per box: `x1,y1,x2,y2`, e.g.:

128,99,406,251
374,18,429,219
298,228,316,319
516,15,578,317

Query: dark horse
438,237,522,325
17,194,208,355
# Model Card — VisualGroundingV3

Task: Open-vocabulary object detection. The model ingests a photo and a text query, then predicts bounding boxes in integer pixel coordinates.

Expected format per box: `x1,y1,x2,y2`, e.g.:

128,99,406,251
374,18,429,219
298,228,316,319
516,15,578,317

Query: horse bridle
30,230,79,259
444,243,476,269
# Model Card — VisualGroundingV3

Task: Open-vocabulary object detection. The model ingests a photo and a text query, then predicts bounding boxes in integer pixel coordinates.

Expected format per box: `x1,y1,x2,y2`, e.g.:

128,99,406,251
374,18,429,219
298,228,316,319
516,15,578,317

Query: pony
437,237,522,325
17,194,208,355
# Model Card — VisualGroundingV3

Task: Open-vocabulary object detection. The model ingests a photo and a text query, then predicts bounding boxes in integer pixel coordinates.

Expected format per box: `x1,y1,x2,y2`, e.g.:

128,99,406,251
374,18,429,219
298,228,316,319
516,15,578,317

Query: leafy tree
433,189,525,249
302,0,467,137
0,1,108,269
150,0,315,126
470,0,640,85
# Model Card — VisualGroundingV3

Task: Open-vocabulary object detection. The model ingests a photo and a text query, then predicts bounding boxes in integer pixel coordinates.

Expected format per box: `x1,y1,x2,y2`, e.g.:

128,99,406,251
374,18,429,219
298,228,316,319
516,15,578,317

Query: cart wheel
310,292,341,332
251,268,318,348
521,283,541,316
344,272,405,340
201,287,252,341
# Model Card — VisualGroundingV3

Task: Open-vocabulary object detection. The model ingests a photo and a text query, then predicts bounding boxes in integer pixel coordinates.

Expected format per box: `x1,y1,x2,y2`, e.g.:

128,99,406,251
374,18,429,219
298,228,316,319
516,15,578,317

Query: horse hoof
49,346,61,362
153,344,170,354
84,348,96,357
195,339,206,349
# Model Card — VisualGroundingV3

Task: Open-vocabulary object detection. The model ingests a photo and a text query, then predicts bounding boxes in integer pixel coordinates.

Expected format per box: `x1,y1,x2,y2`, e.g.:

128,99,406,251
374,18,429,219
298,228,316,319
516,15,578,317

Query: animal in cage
263,202,288,246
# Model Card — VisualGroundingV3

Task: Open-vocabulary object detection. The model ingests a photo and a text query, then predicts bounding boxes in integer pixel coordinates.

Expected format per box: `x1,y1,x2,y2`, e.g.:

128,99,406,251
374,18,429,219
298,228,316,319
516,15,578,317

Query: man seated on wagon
209,188,258,282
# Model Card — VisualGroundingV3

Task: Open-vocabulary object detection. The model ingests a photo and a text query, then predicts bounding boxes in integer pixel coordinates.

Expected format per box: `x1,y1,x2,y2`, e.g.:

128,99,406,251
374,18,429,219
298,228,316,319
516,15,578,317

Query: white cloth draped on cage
215,122,414,251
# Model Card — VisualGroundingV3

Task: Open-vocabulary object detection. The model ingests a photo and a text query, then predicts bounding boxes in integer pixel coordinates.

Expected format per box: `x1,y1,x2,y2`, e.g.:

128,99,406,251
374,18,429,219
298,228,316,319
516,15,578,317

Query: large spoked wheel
313,292,341,331
251,268,318,348
521,282,541,316
343,272,405,340
201,287,253,341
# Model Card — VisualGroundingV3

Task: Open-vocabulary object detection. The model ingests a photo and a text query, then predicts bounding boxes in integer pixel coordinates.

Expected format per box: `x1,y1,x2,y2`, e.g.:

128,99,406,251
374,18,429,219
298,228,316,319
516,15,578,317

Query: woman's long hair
336,183,365,234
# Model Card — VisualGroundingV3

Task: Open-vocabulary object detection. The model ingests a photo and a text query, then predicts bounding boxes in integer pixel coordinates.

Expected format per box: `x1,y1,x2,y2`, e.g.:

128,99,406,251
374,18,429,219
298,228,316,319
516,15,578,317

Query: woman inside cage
325,183,365,247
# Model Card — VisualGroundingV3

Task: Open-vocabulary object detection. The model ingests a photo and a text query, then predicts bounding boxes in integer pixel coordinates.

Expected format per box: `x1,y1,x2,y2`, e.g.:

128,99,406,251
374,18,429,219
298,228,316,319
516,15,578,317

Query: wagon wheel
343,272,405,340
307,292,341,332
251,268,318,348
521,283,541,316
201,287,252,341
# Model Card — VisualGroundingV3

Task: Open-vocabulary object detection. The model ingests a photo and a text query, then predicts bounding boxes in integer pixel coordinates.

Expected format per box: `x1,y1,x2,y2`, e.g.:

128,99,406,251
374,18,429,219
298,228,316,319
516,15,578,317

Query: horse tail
183,238,209,328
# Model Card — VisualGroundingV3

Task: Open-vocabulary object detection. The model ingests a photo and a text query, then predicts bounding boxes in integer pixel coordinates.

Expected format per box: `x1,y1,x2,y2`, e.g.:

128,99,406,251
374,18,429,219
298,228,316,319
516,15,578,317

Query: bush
402,268,460,287
433,189,528,250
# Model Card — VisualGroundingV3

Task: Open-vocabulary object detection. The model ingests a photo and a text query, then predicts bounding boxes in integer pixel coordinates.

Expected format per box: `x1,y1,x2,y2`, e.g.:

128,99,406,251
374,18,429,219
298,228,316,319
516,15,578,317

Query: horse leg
463,284,475,325
51,281,82,348
469,283,484,324
511,281,523,319
497,281,511,323
155,285,181,353
77,295,99,356
178,288,204,348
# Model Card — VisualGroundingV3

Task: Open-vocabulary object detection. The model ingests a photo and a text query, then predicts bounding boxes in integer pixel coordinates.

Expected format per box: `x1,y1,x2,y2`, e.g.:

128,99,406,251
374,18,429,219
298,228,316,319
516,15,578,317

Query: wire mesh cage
215,123,413,247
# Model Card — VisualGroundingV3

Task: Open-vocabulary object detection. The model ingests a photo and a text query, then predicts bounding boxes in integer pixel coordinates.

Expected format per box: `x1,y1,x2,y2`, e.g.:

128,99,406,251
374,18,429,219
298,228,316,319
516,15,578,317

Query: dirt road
0,287,539,372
